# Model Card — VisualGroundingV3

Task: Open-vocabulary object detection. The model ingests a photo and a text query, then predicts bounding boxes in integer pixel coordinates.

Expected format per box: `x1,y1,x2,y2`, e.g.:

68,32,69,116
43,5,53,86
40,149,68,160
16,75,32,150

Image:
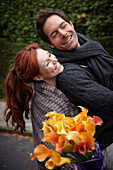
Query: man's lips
63,35,72,44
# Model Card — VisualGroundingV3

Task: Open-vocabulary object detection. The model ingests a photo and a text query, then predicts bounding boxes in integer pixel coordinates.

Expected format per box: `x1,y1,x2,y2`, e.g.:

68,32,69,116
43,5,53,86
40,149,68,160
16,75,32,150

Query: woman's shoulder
33,81,66,97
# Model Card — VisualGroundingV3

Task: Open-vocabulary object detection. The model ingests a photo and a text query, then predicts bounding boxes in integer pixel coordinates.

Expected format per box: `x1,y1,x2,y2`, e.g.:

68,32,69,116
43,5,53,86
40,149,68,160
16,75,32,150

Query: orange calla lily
46,111,65,120
30,145,51,162
51,151,70,166
41,121,53,136
45,151,70,169
47,117,57,132
45,111,58,117
66,131,82,145
45,158,56,169
56,134,66,152
55,120,67,134
42,131,59,146
79,132,95,150
30,107,103,168
92,116,103,125
63,117,76,132
82,121,95,136
75,122,86,133
74,106,91,123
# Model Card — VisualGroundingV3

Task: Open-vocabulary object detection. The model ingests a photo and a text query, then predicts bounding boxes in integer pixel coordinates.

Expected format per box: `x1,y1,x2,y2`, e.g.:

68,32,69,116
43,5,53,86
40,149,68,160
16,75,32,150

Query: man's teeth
64,36,72,44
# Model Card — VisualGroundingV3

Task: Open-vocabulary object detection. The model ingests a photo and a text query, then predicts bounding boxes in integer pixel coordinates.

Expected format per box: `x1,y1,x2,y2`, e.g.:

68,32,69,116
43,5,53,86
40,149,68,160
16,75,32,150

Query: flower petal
42,121,53,136
80,132,95,149
45,111,58,117
55,120,67,134
66,131,82,144
74,107,89,123
45,158,55,169
46,111,65,120
51,151,70,166
75,122,86,133
42,132,59,146
92,116,103,125
30,145,51,161
82,121,95,136
56,135,66,152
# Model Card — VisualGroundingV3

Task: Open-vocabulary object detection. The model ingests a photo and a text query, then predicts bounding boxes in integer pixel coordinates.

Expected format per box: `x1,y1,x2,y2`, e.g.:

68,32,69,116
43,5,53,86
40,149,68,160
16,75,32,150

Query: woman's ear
33,75,44,81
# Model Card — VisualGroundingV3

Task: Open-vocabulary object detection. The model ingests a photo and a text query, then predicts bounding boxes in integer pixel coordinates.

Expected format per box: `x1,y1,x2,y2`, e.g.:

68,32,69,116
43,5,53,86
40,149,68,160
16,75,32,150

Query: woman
4,43,78,170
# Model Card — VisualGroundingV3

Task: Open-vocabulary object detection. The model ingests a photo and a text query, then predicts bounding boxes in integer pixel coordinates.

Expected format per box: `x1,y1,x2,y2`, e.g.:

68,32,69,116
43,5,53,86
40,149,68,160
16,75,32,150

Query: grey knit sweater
31,81,78,170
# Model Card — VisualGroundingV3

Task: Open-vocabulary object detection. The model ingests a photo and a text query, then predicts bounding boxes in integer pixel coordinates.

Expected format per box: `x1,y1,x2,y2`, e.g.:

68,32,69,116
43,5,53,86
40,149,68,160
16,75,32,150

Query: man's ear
46,42,55,48
33,75,44,81
70,21,74,28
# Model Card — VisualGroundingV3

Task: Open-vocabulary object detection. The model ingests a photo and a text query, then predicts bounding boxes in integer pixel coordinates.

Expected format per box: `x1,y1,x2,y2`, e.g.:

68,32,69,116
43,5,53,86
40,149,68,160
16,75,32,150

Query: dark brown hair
4,43,39,133
36,8,70,44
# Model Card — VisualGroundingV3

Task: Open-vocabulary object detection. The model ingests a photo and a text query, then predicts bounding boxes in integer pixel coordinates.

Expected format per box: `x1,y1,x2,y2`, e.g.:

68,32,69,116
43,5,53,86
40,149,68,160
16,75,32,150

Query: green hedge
0,37,113,99
0,0,113,44
0,39,26,99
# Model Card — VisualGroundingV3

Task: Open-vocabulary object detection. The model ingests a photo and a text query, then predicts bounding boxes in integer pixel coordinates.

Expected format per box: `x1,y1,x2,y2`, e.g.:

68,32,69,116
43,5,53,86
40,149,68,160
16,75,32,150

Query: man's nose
58,29,67,38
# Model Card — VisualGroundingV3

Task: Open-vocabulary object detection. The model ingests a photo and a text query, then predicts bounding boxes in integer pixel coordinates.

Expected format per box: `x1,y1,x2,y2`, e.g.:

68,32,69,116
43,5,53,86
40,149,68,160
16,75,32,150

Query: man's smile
63,35,72,45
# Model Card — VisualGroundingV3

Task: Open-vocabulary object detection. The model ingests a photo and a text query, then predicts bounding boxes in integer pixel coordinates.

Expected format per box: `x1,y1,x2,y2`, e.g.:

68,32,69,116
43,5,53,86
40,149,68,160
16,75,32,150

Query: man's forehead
43,15,65,35
45,15,65,27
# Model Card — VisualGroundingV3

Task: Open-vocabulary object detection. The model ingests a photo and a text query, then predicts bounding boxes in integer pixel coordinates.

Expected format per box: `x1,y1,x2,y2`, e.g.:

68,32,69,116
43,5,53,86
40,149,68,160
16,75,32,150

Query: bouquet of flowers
30,106,104,170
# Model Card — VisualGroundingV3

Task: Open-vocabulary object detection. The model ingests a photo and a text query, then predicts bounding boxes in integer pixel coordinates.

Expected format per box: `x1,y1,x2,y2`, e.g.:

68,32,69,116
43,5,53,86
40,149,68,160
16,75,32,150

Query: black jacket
54,33,113,150
54,33,113,90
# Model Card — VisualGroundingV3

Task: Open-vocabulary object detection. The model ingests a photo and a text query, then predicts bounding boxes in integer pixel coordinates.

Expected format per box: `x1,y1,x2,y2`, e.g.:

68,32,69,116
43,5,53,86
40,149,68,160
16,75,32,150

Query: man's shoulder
57,63,85,79
63,63,84,71
58,63,92,80
77,32,90,40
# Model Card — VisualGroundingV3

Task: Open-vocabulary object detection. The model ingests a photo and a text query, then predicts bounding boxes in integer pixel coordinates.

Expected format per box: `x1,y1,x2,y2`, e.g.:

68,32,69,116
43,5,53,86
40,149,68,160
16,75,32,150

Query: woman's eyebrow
47,51,50,56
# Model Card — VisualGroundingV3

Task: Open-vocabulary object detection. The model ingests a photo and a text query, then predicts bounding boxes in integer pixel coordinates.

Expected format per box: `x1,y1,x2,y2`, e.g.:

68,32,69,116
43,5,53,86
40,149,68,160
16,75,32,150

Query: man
36,8,113,169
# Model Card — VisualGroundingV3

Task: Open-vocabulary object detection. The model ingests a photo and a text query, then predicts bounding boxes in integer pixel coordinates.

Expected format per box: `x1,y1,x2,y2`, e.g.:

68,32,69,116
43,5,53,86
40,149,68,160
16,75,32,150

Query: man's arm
57,66,113,117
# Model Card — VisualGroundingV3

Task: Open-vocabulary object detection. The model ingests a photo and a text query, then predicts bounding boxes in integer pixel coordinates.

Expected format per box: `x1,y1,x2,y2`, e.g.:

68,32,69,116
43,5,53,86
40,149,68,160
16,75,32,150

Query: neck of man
77,42,80,47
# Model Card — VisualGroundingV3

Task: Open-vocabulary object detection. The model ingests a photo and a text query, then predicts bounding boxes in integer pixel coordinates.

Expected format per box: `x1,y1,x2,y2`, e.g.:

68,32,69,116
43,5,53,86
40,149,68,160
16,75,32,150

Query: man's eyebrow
60,21,65,27
50,21,65,37
50,31,56,37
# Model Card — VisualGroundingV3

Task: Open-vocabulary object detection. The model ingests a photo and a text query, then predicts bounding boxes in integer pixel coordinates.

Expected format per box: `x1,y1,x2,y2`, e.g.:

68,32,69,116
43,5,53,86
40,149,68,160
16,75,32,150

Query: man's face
43,15,80,50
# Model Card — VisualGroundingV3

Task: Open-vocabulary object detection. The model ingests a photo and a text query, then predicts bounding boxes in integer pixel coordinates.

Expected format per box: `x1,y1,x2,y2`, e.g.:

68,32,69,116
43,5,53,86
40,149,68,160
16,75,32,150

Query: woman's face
36,49,64,80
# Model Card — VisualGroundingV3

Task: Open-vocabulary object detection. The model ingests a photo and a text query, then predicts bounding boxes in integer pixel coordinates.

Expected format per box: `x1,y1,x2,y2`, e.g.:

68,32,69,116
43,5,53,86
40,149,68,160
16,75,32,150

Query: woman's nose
51,58,58,64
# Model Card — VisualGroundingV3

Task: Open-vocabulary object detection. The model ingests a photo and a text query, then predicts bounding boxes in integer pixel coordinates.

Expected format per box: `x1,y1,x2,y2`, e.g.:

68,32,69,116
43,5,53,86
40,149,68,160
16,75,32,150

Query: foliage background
0,0,113,98
0,0,113,44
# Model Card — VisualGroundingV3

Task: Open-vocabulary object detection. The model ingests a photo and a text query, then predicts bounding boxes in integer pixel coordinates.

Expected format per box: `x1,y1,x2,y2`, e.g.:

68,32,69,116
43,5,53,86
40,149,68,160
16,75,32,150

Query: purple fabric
76,142,104,170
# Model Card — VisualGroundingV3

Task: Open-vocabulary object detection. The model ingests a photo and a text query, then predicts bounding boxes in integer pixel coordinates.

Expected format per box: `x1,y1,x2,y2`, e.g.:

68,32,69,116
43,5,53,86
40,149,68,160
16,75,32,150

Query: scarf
52,33,113,90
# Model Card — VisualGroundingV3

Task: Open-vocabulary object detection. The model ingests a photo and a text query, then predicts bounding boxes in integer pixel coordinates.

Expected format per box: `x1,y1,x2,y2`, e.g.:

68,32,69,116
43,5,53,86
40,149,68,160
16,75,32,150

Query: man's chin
69,42,80,50
56,42,78,51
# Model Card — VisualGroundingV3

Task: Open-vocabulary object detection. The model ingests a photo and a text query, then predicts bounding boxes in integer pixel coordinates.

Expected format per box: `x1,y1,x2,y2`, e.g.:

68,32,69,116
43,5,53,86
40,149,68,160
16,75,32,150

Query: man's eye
61,24,66,28
53,32,57,38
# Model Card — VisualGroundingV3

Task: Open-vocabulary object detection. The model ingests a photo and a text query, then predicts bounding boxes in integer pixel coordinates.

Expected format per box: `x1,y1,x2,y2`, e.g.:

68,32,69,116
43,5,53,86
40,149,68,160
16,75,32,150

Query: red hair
4,43,39,133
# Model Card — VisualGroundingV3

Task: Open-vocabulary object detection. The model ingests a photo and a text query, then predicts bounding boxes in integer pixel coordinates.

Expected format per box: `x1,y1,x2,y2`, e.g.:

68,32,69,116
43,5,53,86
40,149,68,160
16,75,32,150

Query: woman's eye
49,53,51,57
46,61,49,67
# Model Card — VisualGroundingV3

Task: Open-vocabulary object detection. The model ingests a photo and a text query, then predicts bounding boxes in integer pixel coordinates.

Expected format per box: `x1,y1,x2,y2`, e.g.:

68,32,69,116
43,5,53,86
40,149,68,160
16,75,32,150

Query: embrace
4,8,113,170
